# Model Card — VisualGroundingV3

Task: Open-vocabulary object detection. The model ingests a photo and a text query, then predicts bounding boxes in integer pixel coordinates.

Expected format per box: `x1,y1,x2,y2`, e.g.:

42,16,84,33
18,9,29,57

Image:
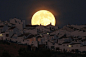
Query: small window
15,20,17,23
46,42,47,45
53,43,55,45
51,46,54,49
40,34,42,36
83,30,85,32
0,34,3,36
6,34,9,37
75,40,77,42
56,47,60,50
68,45,72,47
72,39,74,41
81,40,83,42
47,33,49,34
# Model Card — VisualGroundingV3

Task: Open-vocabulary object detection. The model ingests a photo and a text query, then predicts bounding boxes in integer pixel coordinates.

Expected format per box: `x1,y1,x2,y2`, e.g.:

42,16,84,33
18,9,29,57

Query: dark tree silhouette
1,51,11,57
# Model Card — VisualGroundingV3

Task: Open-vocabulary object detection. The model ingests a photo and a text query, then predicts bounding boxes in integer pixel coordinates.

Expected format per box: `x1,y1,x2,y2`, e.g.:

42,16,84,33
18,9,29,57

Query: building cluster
0,18,86,53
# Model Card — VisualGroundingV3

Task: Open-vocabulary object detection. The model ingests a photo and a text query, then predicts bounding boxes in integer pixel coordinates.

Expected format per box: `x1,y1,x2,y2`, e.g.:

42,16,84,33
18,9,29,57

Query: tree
1,51,11,57
18,48,27,57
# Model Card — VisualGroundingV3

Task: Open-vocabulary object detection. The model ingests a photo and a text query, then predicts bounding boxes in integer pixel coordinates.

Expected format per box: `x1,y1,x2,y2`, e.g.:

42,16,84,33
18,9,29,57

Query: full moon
31,10,56,26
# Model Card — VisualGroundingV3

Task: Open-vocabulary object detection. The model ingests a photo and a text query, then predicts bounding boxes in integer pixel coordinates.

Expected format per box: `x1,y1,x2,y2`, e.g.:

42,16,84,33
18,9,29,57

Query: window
15,20,17,23
16,41,17,43
81,40,83,42
51,46,54,49
47,33,49,34
0,34,3,36
68,45,72,47
58,44,62,45
6,34,9,37
53,43,55,45
46,42,47,45
40,34,42,36
56,47,60,50
72,39,74,41
75,40,77,42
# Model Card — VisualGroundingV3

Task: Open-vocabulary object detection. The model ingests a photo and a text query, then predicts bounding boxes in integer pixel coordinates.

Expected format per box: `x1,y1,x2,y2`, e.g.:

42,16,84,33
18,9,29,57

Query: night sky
0,0,86,28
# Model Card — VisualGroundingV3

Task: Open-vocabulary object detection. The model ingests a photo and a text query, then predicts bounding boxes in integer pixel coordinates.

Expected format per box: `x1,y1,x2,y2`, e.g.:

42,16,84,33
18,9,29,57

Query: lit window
0,34,3,36
40,34,42,36
68,45,72,47
47,33,49,34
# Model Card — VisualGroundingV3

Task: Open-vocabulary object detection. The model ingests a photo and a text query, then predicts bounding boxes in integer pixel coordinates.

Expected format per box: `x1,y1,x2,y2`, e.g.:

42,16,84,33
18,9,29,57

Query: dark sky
0,0,86,28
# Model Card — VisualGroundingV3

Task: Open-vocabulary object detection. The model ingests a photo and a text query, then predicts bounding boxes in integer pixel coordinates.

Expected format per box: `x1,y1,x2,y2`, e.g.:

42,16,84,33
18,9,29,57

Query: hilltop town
0,18,86,53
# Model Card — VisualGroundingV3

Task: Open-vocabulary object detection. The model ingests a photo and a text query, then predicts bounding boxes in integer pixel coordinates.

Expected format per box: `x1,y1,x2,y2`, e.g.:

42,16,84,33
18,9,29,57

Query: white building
10,18,25,30
1,18,86,53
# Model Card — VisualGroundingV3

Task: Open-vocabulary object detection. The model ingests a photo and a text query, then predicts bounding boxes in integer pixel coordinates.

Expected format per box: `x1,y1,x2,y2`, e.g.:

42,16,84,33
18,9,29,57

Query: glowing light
68,45,72,47
31,10,56,26
40,34,42,36
47,33,49,34
0,34,3,36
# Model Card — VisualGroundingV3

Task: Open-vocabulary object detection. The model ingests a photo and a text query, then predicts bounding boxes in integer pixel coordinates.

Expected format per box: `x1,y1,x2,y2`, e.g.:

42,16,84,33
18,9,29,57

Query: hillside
0,40,27,57
0,40,86,57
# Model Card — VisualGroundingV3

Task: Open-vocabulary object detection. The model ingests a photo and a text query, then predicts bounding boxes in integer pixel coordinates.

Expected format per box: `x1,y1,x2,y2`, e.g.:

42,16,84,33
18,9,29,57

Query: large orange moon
31,10,56,26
